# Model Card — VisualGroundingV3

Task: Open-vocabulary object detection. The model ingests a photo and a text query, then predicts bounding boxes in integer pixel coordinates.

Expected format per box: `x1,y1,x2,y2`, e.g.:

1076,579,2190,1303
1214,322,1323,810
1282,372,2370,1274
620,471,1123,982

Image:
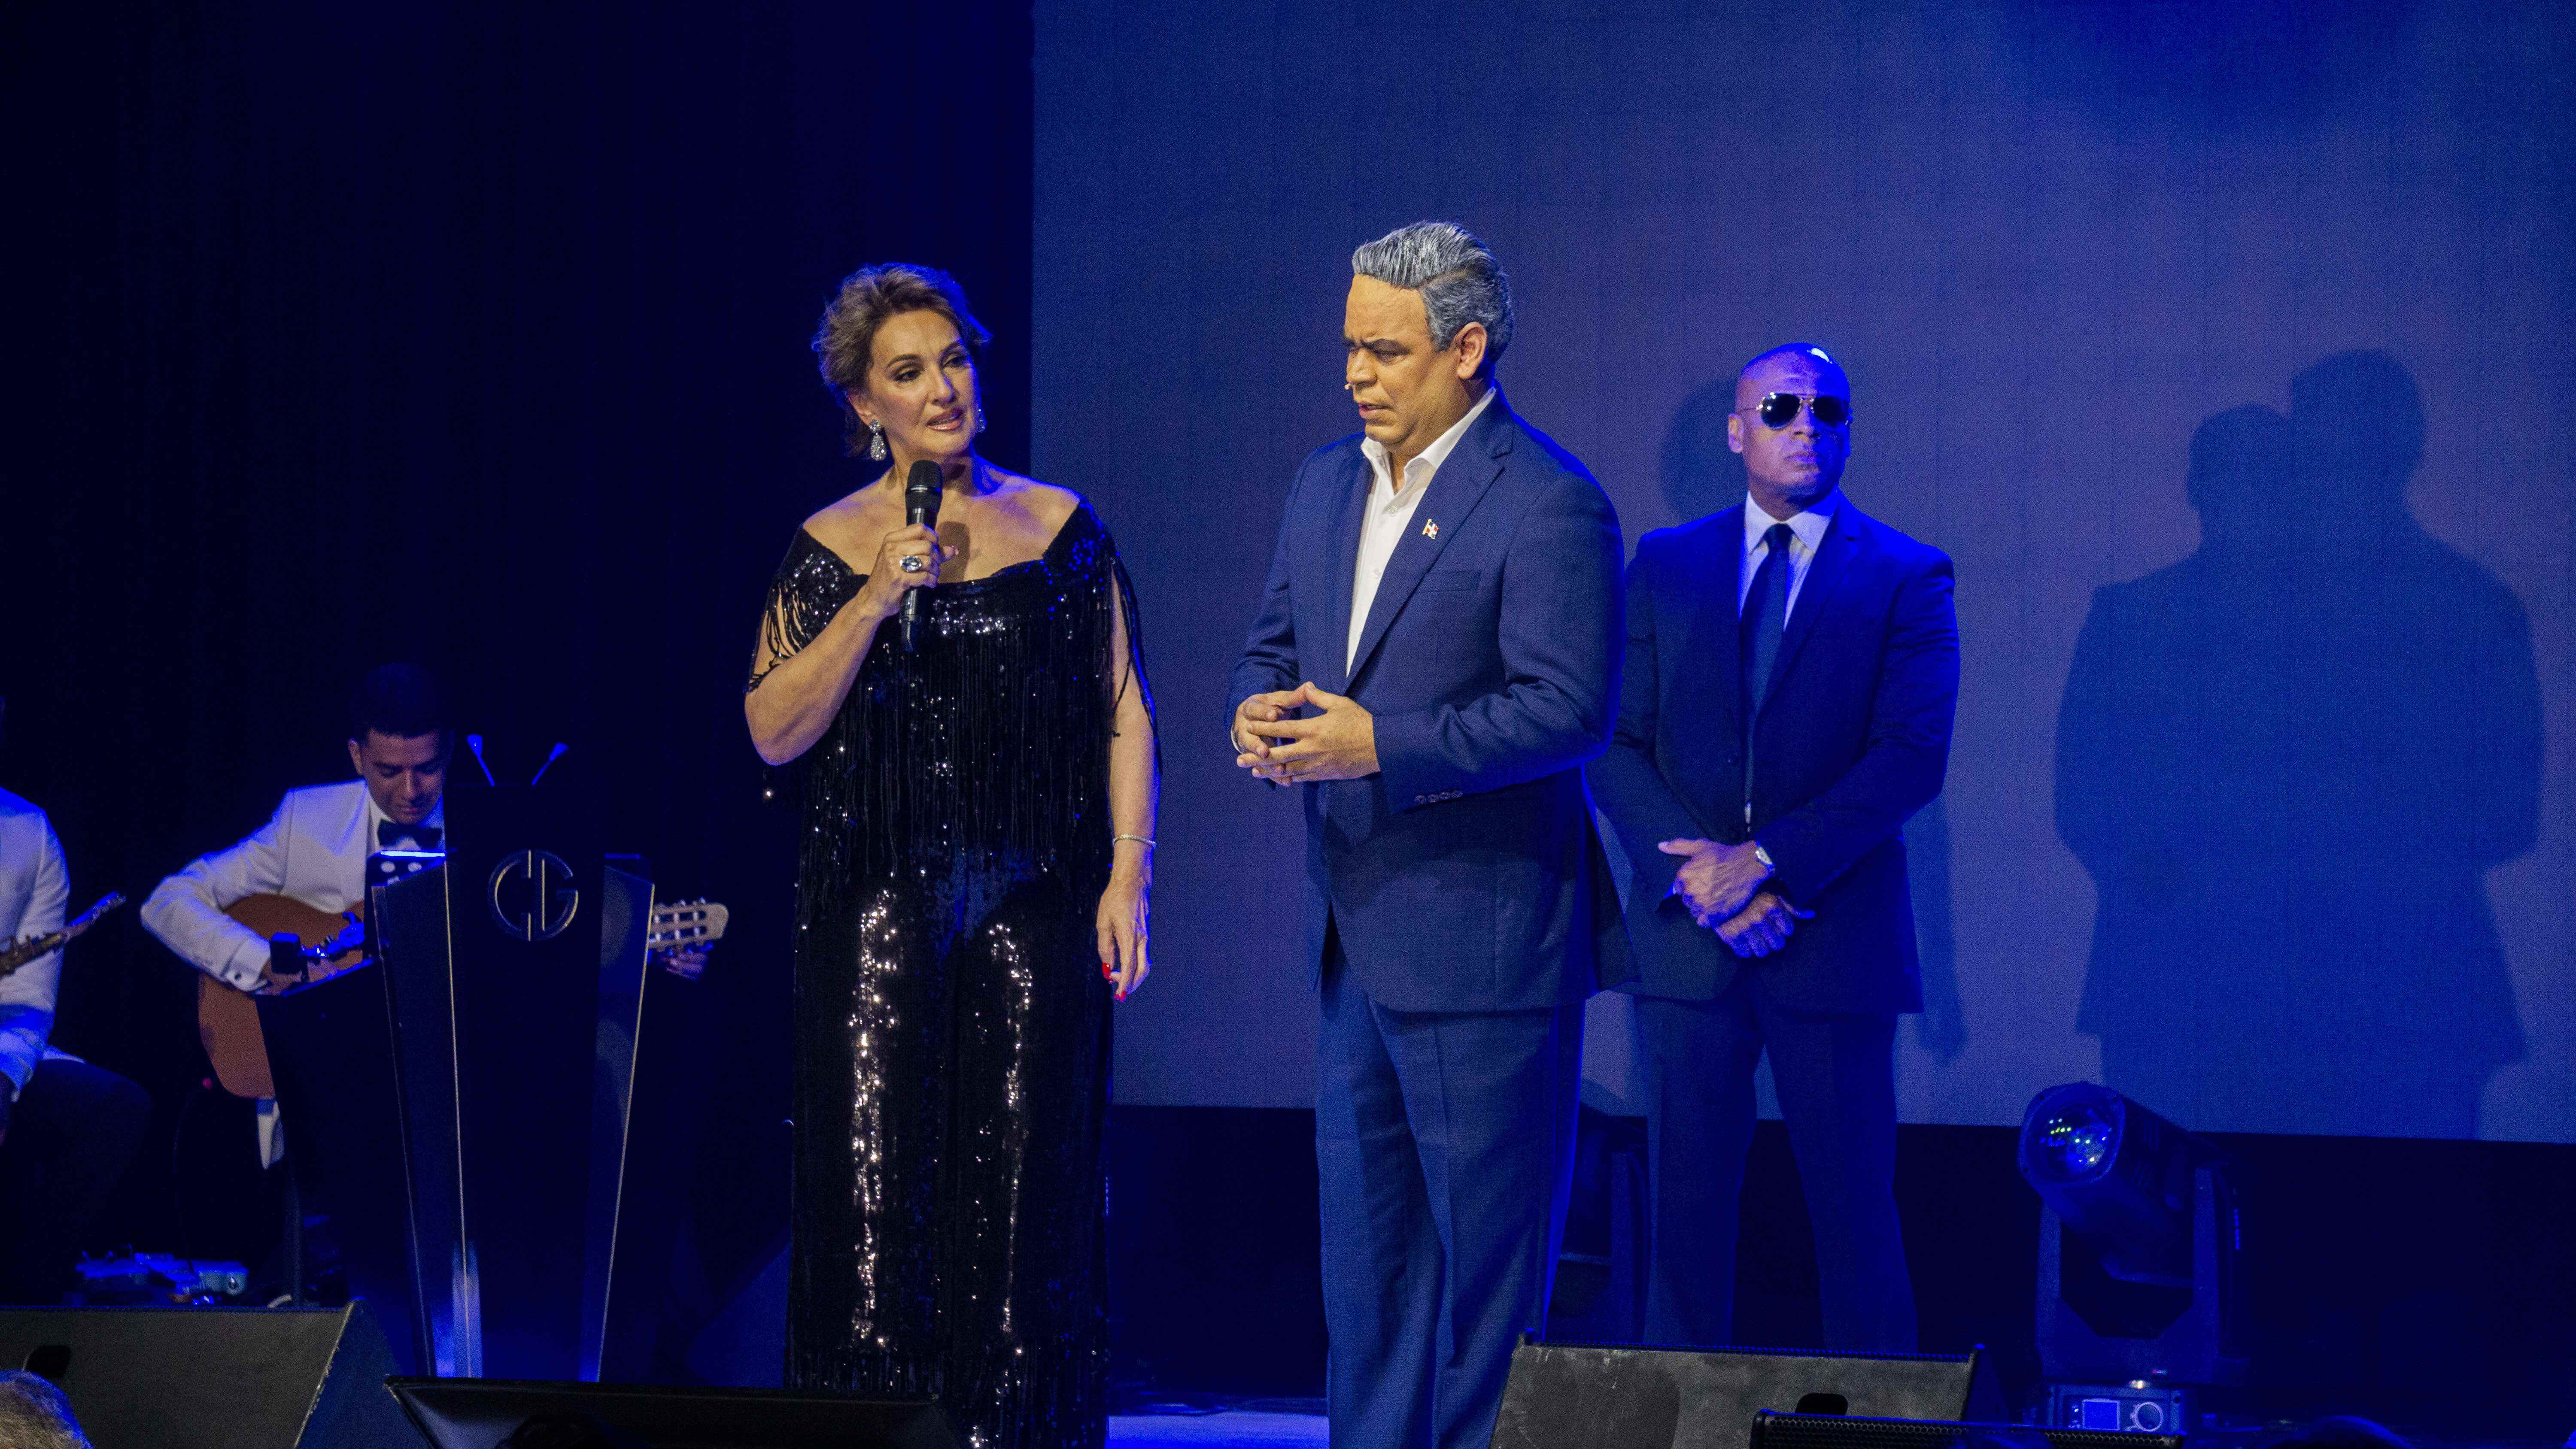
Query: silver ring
899,554,928,574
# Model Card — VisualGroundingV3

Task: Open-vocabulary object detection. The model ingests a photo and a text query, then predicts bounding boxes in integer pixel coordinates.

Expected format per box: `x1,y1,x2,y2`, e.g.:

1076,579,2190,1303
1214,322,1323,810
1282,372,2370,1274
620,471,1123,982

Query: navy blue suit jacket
1589,499,1957,1012
1229,391,1629,1013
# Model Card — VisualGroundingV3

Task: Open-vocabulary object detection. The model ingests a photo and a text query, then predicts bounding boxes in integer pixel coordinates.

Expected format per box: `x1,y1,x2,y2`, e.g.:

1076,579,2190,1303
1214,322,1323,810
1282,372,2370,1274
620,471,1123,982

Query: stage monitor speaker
0,1301,410,1449
1488,1337,2004,1449
1747,1410,2184,1449
388,1378,957,1449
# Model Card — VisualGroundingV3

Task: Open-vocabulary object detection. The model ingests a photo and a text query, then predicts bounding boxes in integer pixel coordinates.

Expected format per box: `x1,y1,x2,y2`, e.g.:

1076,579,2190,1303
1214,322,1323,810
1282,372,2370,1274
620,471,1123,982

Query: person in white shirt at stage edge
0,697,152,1303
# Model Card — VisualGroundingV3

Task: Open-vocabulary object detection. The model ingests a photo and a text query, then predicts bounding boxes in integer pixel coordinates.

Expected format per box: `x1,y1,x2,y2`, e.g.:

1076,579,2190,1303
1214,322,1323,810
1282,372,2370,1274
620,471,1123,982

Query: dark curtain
4,0,1032,1373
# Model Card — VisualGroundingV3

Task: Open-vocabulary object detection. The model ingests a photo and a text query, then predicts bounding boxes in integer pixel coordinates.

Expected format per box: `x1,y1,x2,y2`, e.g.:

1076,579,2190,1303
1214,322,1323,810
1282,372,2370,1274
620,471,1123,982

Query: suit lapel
1346,391,1516,687
1758,500,1861,713
1321,449,1371,694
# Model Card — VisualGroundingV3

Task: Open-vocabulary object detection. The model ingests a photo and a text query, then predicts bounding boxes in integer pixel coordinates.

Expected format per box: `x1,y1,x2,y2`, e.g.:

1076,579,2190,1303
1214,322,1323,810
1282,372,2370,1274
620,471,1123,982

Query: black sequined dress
750,502,1147,1448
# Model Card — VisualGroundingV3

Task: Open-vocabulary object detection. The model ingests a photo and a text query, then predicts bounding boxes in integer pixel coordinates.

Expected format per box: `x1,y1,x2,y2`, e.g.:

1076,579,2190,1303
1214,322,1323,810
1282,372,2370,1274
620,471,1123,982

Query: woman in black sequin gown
745,265,1156,1449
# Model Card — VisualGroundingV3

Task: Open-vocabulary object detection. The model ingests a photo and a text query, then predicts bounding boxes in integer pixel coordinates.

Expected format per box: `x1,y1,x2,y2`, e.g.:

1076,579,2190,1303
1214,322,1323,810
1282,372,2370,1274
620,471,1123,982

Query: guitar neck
0,893,127,978
0,931,64,977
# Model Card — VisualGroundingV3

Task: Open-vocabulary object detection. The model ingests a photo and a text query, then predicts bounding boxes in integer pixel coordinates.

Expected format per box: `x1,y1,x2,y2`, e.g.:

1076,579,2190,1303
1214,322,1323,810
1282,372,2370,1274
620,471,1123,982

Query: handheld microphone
901,459,943,652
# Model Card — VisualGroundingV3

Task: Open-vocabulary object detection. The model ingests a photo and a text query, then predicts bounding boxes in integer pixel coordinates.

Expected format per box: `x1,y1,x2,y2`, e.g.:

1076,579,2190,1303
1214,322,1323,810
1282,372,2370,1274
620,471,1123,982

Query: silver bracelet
1113,834,1157,849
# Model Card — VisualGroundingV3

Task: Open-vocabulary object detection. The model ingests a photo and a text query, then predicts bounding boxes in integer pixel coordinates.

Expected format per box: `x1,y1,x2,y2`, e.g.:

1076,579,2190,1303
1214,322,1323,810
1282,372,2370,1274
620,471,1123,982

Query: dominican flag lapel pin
1422,519,1439,539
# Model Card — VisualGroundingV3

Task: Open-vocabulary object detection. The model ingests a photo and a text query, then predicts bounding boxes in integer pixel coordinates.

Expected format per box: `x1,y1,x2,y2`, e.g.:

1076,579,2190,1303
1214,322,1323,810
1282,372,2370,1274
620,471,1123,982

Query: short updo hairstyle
811,263,993,456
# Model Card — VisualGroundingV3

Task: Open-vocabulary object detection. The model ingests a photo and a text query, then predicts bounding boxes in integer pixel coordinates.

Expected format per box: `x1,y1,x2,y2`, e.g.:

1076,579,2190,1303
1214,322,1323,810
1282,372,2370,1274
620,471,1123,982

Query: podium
258,783,660,1380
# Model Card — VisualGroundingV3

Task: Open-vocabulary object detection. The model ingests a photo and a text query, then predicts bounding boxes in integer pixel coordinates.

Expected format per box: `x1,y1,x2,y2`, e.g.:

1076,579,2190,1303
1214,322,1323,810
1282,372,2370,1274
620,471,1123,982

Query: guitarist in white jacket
142,664,449,1163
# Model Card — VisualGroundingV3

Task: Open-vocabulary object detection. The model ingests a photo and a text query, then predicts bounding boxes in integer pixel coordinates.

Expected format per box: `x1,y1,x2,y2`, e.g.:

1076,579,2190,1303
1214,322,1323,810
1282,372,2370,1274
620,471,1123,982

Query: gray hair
1351,221,1513,376
0,1372,90,1449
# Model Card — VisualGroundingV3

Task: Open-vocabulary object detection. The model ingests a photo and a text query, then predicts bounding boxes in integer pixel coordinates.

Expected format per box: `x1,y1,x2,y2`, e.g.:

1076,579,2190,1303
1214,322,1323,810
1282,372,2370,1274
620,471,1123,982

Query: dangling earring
866,419,887,461
974,406,988,436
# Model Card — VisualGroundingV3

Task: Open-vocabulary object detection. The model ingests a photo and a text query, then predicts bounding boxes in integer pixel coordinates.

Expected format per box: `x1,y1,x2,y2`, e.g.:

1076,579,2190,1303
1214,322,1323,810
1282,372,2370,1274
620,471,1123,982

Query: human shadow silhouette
1658,377,1967,1064
2054,353,2538,1138
1659,377,1748,524
1905,794,1965,1064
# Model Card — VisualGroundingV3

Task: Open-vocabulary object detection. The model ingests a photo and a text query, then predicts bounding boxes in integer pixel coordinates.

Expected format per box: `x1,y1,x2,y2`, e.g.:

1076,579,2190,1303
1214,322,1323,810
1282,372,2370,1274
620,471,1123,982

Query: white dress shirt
142,779,443,992
0,787,70,1098
145,778,441,1163
1348,388,1497,673
1739,489,1841,621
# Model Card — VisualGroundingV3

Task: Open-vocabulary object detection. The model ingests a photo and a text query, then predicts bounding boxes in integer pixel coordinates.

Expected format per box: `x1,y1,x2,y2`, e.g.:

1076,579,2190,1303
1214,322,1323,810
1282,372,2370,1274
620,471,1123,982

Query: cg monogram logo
487,849,581,942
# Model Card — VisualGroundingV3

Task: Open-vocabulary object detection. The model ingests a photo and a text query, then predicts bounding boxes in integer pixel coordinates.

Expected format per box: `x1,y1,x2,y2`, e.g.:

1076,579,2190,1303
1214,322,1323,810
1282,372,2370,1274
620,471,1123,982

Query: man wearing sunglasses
1590,343,1958,1352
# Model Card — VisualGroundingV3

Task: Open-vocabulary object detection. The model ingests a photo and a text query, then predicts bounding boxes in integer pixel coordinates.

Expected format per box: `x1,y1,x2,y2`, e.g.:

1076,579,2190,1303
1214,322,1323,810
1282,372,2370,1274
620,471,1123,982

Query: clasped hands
1659,837,1812,958
1231,693,1805,955
1234,682,1378,784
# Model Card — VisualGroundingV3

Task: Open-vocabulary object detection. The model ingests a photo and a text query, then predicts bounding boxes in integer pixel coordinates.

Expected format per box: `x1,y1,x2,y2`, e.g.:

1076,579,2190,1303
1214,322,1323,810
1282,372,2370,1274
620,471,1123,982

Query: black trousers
0,1058,152,1303
1635,982,1917,1352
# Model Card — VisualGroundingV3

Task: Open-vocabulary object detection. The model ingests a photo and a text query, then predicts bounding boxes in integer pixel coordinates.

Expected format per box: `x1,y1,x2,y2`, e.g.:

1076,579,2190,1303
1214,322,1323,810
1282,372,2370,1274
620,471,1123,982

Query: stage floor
1109,1410,1327,1446
1108,1421,1319,1449
1101,1411,2564,1449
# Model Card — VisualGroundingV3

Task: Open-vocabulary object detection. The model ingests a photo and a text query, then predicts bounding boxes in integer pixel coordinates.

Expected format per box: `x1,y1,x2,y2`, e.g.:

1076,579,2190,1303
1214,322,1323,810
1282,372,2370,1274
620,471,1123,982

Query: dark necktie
1739,522,1795,829
1741,522,1796,714
379,820,443,850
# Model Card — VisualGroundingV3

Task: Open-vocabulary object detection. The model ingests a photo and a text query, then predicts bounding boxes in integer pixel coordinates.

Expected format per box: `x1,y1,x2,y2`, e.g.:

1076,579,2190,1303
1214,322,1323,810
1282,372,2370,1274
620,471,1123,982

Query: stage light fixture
2018,1082,2195,1282
2017,1082,2242,1388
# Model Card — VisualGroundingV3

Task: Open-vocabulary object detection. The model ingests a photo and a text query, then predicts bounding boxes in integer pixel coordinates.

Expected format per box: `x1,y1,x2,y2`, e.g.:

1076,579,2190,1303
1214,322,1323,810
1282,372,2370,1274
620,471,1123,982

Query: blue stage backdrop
1034,0,2575,1141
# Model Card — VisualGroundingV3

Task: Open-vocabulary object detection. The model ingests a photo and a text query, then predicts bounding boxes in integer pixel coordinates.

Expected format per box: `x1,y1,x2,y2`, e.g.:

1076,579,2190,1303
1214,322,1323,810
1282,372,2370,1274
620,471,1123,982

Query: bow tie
379,820,444,850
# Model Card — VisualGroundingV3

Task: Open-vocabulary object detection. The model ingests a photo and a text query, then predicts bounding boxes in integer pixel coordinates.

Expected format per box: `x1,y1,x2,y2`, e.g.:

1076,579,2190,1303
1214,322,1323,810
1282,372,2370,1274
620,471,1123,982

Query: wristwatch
1751,842,1776,873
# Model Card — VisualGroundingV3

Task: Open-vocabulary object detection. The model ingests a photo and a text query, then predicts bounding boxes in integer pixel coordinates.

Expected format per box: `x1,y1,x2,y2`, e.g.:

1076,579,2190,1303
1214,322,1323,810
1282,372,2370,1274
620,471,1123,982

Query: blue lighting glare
2032,1100,2120,1182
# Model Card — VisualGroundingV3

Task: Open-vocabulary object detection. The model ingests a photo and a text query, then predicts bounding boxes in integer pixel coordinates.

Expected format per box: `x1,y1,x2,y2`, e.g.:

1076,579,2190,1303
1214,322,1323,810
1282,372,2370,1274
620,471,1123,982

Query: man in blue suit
1229,221,1625,1449
1590,344,1956,1352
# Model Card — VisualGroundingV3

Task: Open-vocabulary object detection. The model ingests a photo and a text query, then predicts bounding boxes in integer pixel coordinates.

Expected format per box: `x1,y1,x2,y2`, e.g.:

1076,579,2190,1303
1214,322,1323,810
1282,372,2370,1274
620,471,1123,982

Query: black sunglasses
1741,392,1851,428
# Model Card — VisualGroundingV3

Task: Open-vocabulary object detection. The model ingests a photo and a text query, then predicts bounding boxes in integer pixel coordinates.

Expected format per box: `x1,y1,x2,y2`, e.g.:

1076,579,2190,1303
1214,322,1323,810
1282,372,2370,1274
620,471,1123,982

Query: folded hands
1657,837,1813,959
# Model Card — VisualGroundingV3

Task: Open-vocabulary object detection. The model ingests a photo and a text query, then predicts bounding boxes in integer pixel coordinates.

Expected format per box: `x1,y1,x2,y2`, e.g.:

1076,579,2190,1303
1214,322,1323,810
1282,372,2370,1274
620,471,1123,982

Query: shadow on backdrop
1906,794,1965,1065
2055,352,2538,1139
1660,376,1749,524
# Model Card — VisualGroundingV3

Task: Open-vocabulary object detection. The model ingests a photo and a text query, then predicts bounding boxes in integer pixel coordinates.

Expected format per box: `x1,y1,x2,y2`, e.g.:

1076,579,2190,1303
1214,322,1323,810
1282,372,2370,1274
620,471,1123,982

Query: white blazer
0,787,70,1096
142,780,437,993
